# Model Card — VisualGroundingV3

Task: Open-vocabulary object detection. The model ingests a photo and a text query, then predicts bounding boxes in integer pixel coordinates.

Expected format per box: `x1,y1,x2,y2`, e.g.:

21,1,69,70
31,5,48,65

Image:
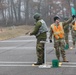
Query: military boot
34,62,43,65
63,57,68,62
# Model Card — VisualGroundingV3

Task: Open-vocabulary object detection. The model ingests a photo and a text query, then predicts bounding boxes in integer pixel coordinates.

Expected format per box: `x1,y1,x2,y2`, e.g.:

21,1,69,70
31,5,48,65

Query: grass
0,25,34,41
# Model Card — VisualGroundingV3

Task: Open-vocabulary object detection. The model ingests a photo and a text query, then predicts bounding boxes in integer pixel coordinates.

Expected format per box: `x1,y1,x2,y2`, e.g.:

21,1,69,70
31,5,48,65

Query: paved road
0,34,76,75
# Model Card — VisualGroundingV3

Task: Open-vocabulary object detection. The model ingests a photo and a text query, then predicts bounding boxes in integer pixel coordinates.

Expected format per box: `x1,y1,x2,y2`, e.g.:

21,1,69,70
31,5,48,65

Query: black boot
34,62,43,65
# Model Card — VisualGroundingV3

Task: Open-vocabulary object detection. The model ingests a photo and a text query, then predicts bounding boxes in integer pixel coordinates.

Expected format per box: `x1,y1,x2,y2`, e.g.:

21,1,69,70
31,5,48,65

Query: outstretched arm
62,17,73,27
30,22,41,35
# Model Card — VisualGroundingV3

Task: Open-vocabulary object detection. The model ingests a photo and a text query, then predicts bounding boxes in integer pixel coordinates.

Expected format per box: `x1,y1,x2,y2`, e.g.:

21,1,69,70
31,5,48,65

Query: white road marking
0,65,75,67
0,61,75,67
0,64,76,67
0,47,54,50
0,62,36,66
0,61,36,63
0,39,73,43
0,61,76,64
0,65,33,67
0,40,36,42
59,62,76,65
61,65,76,67
19,35,35,38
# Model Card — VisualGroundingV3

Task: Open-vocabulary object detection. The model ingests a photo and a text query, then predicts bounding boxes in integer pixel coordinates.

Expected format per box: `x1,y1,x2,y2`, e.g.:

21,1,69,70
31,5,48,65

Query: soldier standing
49,16,73,62
70,17,76,48
30,13,48,65
64,18,70,49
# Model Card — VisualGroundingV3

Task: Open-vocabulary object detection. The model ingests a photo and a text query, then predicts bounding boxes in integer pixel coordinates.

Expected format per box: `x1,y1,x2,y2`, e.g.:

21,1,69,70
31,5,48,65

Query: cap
54,16,60,22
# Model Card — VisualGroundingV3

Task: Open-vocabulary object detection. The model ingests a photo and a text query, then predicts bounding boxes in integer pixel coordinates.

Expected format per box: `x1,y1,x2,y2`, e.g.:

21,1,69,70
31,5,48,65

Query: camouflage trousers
54,39,66,59
36,39,46,63
71,31,76,42
64,32,69,45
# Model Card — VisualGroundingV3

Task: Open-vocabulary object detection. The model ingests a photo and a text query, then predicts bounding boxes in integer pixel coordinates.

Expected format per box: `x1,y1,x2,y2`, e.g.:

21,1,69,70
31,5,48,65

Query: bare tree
0,0,74,26
17,0,21,22
24,0,30,25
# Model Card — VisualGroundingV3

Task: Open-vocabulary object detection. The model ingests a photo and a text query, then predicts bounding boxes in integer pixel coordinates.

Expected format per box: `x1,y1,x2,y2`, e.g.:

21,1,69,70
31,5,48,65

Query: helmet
33,13,41,19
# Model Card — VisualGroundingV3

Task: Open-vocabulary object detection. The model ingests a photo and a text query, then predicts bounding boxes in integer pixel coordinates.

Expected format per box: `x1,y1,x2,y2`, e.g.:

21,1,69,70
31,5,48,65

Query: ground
0,25,34,40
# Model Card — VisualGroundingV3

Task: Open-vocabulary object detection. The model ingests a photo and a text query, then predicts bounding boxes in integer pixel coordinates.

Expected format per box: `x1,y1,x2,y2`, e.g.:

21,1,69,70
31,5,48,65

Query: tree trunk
24,0,29,25
18,0,21,22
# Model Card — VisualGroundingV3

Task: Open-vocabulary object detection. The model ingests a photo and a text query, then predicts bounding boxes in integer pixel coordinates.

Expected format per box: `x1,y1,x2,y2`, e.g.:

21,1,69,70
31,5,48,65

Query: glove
49,40,52,43
72,15,76,19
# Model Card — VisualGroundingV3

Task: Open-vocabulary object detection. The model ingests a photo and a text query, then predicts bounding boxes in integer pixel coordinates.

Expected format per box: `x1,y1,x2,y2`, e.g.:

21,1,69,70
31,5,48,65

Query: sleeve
62,18,73,27
30,21,42,35
49,25,53,40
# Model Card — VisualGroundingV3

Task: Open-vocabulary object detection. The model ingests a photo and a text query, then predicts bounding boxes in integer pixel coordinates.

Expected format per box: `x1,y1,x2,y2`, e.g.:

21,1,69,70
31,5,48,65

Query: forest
0,0,76,26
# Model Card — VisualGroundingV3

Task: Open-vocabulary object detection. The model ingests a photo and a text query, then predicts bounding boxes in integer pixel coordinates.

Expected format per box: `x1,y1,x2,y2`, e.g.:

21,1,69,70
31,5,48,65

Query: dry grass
0,25,34,41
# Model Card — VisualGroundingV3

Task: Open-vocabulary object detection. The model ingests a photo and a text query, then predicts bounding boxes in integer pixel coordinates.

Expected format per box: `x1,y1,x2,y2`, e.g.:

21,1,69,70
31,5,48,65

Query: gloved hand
49,40,52,43
72,15,76,19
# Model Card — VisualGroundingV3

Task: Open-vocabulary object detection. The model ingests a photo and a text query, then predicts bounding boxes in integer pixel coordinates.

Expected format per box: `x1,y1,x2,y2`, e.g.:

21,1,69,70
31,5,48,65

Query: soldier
30,13,48,65
70,17,76,48
49,16,74,62
64,18,70,49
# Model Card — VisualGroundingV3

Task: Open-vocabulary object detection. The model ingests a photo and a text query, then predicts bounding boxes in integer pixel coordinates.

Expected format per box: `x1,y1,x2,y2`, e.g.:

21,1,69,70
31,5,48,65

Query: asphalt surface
0,33,76,75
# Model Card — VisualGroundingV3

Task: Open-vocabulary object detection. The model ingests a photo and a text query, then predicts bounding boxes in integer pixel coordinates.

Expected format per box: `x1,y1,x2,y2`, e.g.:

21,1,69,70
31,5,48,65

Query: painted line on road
0,61,76,64
0,47,54,49
20,35,35,38
61,62,76,65
0,61,36,63
0,40,36,42
0,39,73,43
61,65,76,67
0,64,76,67
0,61,76,67
0,65,33,67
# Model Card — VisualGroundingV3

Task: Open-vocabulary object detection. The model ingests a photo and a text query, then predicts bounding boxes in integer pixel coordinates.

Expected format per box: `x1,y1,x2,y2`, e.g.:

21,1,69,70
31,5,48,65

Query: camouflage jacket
30,19,48,40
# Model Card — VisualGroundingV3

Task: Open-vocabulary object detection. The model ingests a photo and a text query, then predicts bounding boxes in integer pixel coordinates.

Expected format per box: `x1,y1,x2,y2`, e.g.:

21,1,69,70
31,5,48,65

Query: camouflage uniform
64,24,69,42
30,17,48,64
70,21,76,47
54,38,65,60
36,38,46,63
64,24,69,49
50,18,72,61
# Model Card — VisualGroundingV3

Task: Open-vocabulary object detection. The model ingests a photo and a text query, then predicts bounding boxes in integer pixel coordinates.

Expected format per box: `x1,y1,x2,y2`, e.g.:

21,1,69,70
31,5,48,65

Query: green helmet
33,13,41,19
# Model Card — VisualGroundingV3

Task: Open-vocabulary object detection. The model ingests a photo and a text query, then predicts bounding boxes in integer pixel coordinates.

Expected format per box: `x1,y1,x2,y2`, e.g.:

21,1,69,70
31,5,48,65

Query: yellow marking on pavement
32,64,39,66
59,62,62,67
70,47,73,50
32,64,35,66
